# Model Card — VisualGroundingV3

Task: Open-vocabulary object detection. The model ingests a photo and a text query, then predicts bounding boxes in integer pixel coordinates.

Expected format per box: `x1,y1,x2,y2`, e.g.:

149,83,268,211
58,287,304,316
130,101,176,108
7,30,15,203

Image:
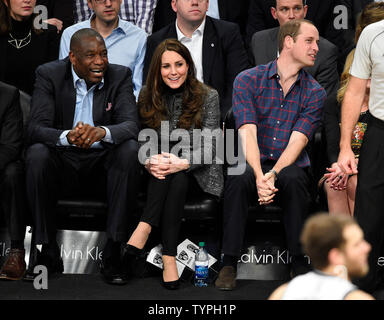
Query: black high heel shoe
161,277,180,290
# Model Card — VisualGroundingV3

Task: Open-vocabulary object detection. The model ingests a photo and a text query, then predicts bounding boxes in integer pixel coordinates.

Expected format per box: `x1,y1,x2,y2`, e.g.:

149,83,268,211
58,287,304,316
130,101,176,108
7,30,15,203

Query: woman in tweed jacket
125,39,223,289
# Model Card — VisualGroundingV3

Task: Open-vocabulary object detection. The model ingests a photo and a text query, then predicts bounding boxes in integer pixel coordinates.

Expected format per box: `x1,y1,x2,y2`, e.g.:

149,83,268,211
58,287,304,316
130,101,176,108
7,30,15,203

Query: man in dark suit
145,0,250,121
25,28,140,285
153,0,251,44
250,0,339,101
0,82,26,281
246,0,335,45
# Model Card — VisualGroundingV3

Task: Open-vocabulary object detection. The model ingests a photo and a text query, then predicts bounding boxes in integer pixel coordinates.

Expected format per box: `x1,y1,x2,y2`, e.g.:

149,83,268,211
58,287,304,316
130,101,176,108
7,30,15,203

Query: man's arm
268,283,288,300
0,87,23,171
337,76,367,174
271,131,309,174
239,123,277,204
344,290,375,300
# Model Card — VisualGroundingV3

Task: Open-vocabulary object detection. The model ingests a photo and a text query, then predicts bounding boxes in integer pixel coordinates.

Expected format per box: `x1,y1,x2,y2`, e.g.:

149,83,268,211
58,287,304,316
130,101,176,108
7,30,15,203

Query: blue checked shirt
74,0,157,34
232,59,326,168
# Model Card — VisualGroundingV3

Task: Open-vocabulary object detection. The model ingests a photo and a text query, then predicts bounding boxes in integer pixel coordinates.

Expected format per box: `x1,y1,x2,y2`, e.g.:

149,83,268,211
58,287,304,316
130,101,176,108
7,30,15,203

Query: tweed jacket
139,85,224,198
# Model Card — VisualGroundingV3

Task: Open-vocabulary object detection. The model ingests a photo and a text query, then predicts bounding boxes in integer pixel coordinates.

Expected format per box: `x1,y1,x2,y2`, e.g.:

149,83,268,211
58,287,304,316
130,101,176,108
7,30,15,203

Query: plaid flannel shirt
232,59,326,168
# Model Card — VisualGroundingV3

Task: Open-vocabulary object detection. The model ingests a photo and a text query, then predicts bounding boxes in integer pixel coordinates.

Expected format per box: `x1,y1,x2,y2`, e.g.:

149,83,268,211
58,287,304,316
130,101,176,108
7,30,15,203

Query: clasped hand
66,121,106,149
257,171,278,206
145,152,190,180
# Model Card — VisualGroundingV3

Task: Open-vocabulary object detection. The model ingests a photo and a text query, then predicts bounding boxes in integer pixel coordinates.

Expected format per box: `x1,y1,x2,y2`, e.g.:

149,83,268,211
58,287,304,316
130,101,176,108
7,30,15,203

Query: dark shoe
23,250,64,281
122,244,145,277
215,266,237,291
161,278,180,290
100,258,128,285
0,249,26,281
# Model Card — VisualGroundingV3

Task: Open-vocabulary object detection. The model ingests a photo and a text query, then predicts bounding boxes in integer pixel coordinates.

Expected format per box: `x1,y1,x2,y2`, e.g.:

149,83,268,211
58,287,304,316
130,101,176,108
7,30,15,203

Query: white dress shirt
175,18,206,83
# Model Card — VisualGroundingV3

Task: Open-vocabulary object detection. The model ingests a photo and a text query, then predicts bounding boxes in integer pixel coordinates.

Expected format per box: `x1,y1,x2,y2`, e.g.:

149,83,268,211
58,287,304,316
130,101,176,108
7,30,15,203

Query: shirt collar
175,17,206,40
89,13,126,35
71,65,104,90
268,59,304,85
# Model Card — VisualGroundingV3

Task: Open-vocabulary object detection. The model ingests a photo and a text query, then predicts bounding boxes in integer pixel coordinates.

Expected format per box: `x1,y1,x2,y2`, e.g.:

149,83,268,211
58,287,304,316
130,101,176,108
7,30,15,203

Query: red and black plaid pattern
232,60,326,168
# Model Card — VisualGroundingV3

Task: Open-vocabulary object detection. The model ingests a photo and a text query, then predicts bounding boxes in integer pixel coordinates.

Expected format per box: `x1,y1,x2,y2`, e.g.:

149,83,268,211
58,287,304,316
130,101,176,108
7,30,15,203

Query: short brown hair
300,213,356,270
278,19,314,53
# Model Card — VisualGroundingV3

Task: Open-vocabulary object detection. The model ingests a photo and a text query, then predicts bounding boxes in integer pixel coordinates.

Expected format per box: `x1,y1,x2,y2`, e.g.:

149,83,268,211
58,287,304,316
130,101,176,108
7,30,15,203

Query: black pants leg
354,116,384,292
275,164,311,257
25,141,139,245
104,139,139,242
221,162,310,258
141,171,189,256
0,161,26,242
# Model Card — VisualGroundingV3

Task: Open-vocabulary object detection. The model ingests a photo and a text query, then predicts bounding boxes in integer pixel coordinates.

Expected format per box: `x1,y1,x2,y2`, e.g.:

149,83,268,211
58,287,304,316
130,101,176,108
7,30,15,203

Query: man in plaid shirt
216,19,326,291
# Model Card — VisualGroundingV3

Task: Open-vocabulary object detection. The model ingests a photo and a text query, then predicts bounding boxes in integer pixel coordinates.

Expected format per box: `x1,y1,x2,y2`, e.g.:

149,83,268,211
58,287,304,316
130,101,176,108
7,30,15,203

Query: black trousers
0,161,26,242
222,162,311,258
140,171,190,256
354,114,384,292
25,140,139,244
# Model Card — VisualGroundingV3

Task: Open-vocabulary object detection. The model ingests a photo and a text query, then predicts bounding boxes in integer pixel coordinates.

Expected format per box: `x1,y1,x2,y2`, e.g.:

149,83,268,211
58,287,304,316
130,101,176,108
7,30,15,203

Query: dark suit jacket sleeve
0,85,23,171
142,34,158,84
246,0,277,44
324,95,341,165
103,67,140,144
315,40,339,99
28,64,64,147
221,23,251,118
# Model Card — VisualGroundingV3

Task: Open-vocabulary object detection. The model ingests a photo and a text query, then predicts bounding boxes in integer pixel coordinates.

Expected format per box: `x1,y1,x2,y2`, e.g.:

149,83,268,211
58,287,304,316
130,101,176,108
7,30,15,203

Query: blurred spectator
269,213,374,300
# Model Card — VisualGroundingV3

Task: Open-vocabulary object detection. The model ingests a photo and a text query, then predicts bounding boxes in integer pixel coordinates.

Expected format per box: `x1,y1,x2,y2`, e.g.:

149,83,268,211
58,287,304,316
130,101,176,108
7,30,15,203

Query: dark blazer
28,58,139,148
0,82,23,171
144,16,250,120
251,27,339,99
246,0,335,45
152,0,251,40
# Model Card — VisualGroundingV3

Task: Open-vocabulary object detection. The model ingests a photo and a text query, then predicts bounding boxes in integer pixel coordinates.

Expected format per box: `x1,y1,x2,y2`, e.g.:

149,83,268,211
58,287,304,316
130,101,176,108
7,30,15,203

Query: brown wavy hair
139,39,207,129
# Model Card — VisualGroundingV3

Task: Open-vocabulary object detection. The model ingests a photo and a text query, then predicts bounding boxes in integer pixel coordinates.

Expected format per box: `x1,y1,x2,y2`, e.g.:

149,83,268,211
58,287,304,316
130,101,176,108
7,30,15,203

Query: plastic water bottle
194,242,209,287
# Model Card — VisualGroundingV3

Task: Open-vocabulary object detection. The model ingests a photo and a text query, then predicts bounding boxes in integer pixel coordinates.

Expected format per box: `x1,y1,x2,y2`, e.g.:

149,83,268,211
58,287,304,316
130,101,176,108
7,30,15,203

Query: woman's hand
324,162,348,191
145,152,190,179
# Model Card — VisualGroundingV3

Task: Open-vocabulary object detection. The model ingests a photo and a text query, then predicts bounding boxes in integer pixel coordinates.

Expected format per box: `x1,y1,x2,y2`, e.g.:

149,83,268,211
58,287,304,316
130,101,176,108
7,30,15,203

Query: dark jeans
221,161,311,258
0,160,26,242
25,140,139,244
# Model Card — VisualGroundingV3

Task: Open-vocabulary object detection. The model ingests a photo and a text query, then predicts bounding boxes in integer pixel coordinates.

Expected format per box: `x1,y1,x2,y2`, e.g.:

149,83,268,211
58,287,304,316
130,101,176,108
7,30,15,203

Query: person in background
269,213,374,300
320,2,384,216
124,39,223,290
0,0,60,95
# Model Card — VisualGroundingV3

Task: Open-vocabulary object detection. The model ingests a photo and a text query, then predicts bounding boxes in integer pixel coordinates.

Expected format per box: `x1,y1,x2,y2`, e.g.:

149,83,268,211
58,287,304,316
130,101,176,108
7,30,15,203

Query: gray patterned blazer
138,85,224,198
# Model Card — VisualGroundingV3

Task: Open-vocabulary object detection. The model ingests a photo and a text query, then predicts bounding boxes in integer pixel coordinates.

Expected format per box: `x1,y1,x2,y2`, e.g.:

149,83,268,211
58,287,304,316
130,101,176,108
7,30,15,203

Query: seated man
144,0,250,121
0,82,26,281
26,28,140,285
269,213,374,300
250,0,339,100
60,0,147,99
215,19,326,290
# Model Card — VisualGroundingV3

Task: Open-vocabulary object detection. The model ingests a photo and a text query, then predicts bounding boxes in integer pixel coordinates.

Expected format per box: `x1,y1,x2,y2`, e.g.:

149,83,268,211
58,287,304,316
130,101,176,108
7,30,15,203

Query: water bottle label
195,265,208,279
